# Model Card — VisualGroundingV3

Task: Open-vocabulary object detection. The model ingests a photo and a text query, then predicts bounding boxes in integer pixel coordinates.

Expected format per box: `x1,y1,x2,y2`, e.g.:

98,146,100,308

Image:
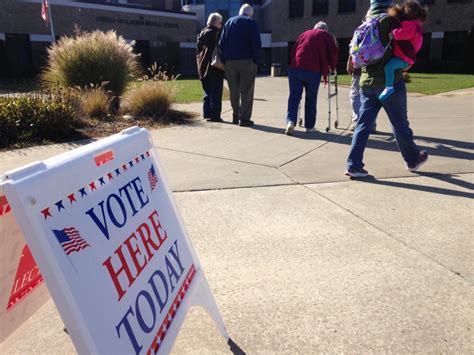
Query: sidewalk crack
156,146,276,168
278,123,351,168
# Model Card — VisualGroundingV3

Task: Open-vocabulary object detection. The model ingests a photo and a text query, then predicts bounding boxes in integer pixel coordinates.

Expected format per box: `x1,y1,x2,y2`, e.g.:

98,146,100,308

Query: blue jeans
202,70,224,120
286,68,321,129
347,80,420,170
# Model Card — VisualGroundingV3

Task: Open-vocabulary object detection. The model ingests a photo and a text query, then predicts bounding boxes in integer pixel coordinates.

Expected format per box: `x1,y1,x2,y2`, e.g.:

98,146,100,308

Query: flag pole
47,1,56,42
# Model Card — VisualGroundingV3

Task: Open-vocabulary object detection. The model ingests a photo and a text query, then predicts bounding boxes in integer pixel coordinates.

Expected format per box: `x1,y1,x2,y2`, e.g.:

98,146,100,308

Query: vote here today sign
0,127,227,354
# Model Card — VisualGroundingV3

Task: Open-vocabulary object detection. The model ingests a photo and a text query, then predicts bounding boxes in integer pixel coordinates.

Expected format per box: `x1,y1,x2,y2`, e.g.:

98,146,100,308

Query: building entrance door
5,34,33,77
134,40,151,69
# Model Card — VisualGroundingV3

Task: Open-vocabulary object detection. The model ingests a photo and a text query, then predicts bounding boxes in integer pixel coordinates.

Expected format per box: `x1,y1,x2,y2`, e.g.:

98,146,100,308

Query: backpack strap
376,14,393,52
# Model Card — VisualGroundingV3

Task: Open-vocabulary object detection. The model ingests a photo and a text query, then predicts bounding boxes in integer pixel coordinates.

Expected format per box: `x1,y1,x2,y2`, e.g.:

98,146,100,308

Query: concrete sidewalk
1,77,473,354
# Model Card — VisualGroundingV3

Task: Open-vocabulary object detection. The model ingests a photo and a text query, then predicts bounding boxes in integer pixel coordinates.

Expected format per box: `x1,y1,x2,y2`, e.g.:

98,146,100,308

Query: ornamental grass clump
42,30,140,97
123,82,175,120
80,87,110,120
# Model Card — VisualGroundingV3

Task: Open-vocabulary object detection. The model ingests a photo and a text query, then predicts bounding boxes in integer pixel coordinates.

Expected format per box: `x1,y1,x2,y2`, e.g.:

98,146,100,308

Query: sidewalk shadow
414,134,474,151
251,123,474,161
357,174,473,199
415,171,474,191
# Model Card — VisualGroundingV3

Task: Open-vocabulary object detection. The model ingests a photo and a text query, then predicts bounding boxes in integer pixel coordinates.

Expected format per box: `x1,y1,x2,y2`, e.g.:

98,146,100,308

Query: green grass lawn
133,79,228,104
172,74,473,103
170,79,205,103
336,73,474,95
170,79,230,103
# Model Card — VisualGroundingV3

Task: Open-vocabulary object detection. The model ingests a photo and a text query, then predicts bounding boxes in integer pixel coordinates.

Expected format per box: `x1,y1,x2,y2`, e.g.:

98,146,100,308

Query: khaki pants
224,59,257,122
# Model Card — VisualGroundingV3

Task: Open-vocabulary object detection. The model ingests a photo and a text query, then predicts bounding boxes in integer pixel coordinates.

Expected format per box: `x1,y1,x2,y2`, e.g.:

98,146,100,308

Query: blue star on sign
55,200,65,212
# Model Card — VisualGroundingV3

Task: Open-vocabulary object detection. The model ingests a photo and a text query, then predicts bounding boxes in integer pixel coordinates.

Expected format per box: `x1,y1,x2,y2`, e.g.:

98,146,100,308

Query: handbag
211,47,225,71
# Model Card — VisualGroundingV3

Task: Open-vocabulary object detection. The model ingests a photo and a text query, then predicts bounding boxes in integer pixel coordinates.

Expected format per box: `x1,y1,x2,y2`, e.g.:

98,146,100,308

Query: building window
313,0,329,15
338,0,355,13
289,0,304,18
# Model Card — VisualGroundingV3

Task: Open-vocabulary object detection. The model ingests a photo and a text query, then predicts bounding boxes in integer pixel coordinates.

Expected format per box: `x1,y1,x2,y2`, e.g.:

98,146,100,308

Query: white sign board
0,127,228,354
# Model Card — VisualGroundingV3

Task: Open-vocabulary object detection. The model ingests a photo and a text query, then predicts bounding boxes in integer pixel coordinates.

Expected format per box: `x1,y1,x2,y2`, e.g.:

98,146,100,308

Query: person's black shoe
207,118,224,122
345,167,369,178
232,115,240,124
239,120,254,127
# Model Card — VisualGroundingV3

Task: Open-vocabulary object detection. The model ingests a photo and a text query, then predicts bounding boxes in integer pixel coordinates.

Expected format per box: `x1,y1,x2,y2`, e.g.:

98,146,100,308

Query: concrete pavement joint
173,181,296,193
156,146,277,168
278,124,352,168
301,183,473,285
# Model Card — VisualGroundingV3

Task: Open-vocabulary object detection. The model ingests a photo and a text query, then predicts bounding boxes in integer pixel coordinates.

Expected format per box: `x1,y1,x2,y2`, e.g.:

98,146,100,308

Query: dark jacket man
219,15,261,64
218,4,261,126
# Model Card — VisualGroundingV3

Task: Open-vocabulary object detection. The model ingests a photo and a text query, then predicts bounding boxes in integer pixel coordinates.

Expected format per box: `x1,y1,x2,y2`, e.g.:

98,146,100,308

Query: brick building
0,0,473,78
0,0,198,77
265,0,474,73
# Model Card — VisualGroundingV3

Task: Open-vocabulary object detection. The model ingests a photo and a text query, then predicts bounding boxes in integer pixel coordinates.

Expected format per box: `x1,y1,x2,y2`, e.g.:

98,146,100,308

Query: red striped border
147,264,197,355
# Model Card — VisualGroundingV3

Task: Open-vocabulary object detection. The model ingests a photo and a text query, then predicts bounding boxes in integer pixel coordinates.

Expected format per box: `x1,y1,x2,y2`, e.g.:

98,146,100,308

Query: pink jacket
392,20,423,65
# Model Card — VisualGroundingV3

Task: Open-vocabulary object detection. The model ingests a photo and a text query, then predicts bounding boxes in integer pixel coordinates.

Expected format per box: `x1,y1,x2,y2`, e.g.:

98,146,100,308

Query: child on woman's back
379,0,427,100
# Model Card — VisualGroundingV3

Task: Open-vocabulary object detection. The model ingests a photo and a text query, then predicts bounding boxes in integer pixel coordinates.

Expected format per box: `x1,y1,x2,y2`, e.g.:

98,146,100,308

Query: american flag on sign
148,164,158,191
41,0,49,24
52,228,90,255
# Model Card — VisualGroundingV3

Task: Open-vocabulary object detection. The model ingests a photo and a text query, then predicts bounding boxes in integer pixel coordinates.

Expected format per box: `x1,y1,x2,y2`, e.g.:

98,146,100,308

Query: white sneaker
285,121,295,135
306,127,317,133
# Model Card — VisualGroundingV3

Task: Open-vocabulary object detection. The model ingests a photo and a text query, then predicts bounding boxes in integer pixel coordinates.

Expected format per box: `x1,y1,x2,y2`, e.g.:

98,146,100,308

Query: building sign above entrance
96,16,179,29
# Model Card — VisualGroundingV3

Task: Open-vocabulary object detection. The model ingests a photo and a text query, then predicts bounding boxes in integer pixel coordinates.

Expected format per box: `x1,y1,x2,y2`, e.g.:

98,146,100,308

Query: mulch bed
1,109,199,151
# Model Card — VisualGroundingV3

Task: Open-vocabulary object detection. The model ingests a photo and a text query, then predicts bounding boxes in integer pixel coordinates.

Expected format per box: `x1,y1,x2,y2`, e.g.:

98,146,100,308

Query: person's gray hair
239,3,254,17
314,21,329,32
207,12,223,27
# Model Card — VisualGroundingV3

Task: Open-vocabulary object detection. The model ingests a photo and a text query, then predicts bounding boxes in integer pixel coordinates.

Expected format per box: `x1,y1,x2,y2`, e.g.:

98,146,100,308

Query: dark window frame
313,0,329,15
289,0,304,18
338,0,356,13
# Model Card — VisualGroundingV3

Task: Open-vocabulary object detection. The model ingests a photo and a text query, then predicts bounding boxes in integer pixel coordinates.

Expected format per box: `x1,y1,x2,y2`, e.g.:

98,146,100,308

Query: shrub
122,82,175,120
42,30,140,97
0,97,77,148
80,87,110,119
